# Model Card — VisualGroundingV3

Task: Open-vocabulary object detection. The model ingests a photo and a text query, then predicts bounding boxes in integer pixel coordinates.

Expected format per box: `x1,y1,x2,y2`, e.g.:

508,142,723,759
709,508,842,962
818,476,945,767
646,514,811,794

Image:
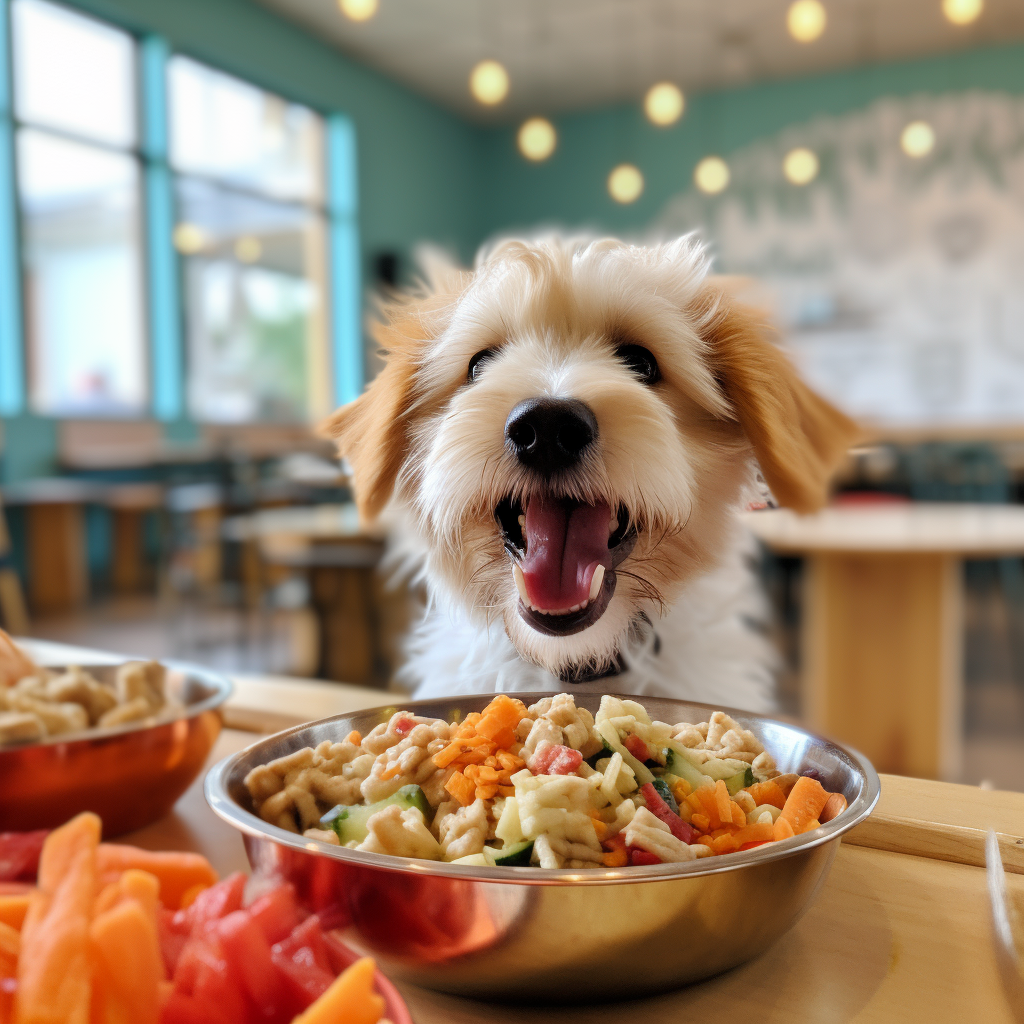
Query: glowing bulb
942,0,982,23
787,0,827,41
694,156,730,195
517,117,556,161
338,0,378,20
608,164,644,204
644,83,685,127
901,120,936,158
173,223,206,254
783,147,819,185
469,60,509,105
234,236,262,263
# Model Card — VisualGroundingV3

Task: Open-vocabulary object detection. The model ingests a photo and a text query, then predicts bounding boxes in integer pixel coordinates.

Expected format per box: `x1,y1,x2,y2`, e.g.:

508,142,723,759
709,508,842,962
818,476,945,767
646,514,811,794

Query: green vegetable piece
651,777,680,814
725,767,756,796
492,840,534,866
327,785,431,844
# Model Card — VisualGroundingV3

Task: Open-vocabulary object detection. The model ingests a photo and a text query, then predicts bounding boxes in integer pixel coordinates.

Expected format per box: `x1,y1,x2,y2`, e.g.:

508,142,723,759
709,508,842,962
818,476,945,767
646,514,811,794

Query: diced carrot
95,846,216,911
444,770,476,807
496,785,516,798
731,822,775,846
691,813,711,832
602,849,629,867
0,896,29,932
496,750,525,771
380,763,403,781
773,816,796,841
345,730,362,746
16,812,101,1024
777,776,830,836
744,780,787,810
292,956,384,1024
711,833,740,854
670,778,691,804
475,784,499,801
591,819,609,841
697,836,716,851
801,818,822,834
819,792,848,823
714,780,732,826
730,801,746,826
685,792,704,814
89,899,163,1024
93,871,161,923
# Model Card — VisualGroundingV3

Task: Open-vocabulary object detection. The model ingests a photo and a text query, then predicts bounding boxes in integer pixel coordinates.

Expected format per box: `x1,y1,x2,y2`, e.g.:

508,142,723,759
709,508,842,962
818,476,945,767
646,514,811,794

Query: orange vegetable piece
711,833,740,855
93,871,161,923
602,849,629,868
713,780,732,825
773,816,796,841
16,811,101,1024
345,730,362,745
691,813,711,833
801,818,822,834
293,956,384,1024
819,792,848,823
444,770,476,807
95,846,216,911
730,801,746,826
731,822,775,846
89,900,163,1024
743,780,787,810
777,776,830,836
380,763,403,781
0,920,19,971
0,895,30,932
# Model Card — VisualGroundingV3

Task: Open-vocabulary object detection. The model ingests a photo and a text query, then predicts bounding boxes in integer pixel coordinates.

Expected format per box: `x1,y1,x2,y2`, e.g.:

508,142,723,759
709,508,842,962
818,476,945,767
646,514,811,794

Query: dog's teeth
518,514,525,527
589,564,605,601
513,564,530,605
569,603,580,613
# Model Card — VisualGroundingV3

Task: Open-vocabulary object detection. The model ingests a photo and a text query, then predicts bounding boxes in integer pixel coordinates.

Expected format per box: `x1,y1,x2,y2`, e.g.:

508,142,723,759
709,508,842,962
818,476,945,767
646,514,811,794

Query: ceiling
258,0,1024,122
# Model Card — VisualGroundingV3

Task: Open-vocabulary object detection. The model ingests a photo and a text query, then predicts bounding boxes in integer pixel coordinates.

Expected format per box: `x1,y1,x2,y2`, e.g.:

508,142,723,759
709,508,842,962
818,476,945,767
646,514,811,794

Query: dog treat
245,693,849,869
0,630,178,748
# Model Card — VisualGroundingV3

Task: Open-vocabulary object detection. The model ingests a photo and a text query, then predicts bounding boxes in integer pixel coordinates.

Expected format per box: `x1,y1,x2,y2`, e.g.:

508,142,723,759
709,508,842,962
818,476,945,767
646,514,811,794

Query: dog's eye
615,344,660,385
468,349,497,382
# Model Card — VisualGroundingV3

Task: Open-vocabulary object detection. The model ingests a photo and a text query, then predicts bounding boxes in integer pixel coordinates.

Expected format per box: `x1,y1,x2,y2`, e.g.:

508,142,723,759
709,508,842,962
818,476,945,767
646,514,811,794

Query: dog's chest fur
400,525,777,712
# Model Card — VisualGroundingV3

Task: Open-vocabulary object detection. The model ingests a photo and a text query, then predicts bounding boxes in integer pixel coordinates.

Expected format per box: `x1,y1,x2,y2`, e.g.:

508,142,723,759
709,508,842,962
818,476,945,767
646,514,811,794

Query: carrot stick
714,780,732,827
15,812,100,1024
773,816,796,841
776,776,830,836
292,956,384,1024
95,846,216,911
732,821,775,846
89,900,163,1024
819,792,848,823
93,871,161,922
0,896,30,932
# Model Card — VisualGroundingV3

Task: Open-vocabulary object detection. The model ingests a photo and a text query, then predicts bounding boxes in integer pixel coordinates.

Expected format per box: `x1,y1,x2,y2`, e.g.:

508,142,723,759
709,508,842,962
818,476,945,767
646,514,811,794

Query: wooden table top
221,503,385,543
117,671,1024,1024
743,502,1024,555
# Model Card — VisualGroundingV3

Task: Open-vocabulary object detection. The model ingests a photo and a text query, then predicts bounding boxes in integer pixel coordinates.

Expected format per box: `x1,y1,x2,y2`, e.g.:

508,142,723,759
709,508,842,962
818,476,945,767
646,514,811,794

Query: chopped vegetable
776,776,831,836
819,792,848,823
95,845,217,911
743,780,787,810
639,783,696,844
291,957,384,1024
0,896,29,932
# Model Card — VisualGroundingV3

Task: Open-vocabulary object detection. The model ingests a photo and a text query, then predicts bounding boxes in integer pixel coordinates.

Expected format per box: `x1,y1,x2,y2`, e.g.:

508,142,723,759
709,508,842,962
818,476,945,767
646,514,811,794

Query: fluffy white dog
324,235,857,711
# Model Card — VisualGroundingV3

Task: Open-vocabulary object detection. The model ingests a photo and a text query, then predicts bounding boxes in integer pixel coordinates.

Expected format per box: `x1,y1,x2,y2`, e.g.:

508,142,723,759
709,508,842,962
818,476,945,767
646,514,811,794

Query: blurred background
0,0,1023,788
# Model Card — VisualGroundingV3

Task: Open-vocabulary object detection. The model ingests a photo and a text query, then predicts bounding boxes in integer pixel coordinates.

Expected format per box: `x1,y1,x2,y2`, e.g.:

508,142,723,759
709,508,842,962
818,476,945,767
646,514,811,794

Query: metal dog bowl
206,693,879,1001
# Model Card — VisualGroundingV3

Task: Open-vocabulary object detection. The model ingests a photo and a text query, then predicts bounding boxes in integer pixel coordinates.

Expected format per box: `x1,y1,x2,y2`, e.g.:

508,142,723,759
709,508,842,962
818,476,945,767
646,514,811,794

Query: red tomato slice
216,909,293,1022
245,883,301,946
629,849,663,866
639,783,698,844
174,873,246,934
622,734,652,763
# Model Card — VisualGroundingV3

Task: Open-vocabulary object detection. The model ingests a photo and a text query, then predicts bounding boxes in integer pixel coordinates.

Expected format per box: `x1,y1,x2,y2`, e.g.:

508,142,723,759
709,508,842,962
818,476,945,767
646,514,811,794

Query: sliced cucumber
724,766,755,796
663,747,711,791
322,785,431,845
450,853,490,866
700,757,754,781
492,840,534,866
585,737,616,767
650,776,680,814
597,720,654,786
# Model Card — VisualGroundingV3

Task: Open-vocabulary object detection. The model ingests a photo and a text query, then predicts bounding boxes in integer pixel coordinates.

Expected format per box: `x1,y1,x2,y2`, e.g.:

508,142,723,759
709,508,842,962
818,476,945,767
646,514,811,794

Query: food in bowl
244,692,848,869
0,813,406,1024
0,630,179,746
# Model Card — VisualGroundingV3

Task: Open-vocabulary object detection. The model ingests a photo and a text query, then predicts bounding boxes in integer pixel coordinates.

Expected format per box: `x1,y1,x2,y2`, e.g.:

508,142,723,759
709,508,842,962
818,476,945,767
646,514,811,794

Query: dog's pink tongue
521,496,611,610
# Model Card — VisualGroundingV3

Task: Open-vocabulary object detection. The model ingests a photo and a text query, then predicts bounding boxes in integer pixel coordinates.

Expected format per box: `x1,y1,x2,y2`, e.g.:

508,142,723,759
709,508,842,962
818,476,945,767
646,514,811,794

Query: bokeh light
518,117,556,161
173,223,206,254
694,156,730,194
338,0,378,22
644,83,685,126
787,0,827,42
469,60,509,105
942,0,983,24
901,120,936,157
783,147,819,185
608,164,644,203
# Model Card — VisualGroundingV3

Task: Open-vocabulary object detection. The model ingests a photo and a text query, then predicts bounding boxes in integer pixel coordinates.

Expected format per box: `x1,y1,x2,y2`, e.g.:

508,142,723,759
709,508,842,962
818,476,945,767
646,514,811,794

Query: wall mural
656,91,1024,429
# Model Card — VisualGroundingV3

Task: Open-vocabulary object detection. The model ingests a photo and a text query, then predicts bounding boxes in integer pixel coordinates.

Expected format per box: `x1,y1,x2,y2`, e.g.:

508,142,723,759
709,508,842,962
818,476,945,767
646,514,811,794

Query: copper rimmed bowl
1,660,231,836
205,693,880,1002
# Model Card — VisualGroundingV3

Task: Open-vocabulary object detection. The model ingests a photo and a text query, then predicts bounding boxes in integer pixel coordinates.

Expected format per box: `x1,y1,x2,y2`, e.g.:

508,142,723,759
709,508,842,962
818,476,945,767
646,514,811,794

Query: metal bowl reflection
1,661,231,836
205,693,879,1001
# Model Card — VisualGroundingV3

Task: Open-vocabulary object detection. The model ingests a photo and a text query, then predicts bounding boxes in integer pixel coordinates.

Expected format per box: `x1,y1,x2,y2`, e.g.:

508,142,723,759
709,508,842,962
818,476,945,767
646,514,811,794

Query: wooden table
744,503,1024,781
116,669,1024,1024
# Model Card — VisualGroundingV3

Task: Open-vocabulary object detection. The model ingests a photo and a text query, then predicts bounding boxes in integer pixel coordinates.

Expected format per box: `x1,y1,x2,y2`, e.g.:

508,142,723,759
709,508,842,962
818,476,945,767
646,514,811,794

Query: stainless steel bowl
206,693,880,1001
1,660,232,836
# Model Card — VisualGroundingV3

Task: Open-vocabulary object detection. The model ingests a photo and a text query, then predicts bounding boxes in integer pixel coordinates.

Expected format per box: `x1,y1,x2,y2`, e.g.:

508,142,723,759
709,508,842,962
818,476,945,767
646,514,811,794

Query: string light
518,118,556,161
469,60,509,105
787,0,827,42
338,0,378,21
783,147,819,185
942,0,982,24
694,156,730,194
901,120,936,157
235,236,262,263
608,164,644,203
644,83,685,127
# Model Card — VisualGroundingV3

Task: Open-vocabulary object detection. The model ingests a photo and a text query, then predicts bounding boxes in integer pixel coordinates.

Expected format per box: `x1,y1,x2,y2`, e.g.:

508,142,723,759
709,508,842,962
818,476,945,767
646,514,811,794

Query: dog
323,235,857,711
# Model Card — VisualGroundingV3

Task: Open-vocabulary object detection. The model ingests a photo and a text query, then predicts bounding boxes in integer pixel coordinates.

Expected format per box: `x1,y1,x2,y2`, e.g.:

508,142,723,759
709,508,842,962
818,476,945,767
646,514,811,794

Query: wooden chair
0,490,29,634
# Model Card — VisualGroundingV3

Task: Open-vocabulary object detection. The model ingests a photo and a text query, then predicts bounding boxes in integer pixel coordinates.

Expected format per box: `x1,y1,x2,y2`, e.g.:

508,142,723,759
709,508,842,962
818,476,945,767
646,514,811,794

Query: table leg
26,502,88,614
801,552,963,780
309,564,378,685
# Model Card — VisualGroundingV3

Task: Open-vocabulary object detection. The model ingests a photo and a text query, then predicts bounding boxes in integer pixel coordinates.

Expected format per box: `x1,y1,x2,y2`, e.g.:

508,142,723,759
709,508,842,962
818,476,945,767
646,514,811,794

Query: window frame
0,0,361,422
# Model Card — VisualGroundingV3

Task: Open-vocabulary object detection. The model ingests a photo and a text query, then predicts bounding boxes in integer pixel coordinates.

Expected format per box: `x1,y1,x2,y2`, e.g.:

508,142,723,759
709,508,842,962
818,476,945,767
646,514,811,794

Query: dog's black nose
505,398,598,474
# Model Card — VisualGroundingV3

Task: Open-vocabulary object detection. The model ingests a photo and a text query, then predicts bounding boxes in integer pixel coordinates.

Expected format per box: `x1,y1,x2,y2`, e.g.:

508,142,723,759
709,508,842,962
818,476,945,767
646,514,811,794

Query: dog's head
324,236,857,680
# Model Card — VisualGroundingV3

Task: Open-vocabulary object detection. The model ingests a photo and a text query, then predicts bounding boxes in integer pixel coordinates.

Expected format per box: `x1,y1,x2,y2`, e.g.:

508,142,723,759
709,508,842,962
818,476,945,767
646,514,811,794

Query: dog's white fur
324,235,857,711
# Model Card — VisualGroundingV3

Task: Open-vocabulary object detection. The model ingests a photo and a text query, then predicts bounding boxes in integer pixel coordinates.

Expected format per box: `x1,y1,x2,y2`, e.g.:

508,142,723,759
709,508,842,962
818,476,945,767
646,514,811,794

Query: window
168,57,329,424
12,0,146,416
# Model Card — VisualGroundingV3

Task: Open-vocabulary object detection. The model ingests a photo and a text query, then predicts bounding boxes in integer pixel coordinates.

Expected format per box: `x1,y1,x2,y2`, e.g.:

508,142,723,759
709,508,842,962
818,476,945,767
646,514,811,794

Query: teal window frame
0,0,361,421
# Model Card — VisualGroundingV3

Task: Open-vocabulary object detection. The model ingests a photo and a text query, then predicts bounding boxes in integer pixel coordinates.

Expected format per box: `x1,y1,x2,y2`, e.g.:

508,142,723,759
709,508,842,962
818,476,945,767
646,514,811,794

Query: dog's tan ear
320,348,415,521
704,289,861,513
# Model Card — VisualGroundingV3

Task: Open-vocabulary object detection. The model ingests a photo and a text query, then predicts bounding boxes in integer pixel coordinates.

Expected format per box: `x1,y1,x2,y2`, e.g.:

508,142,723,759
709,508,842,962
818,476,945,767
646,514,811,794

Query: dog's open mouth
495,494,637,636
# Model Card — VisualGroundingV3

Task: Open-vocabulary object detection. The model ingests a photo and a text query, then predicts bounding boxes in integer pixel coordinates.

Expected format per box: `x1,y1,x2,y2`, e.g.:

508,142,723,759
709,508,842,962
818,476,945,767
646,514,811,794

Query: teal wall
478,40,1024,241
